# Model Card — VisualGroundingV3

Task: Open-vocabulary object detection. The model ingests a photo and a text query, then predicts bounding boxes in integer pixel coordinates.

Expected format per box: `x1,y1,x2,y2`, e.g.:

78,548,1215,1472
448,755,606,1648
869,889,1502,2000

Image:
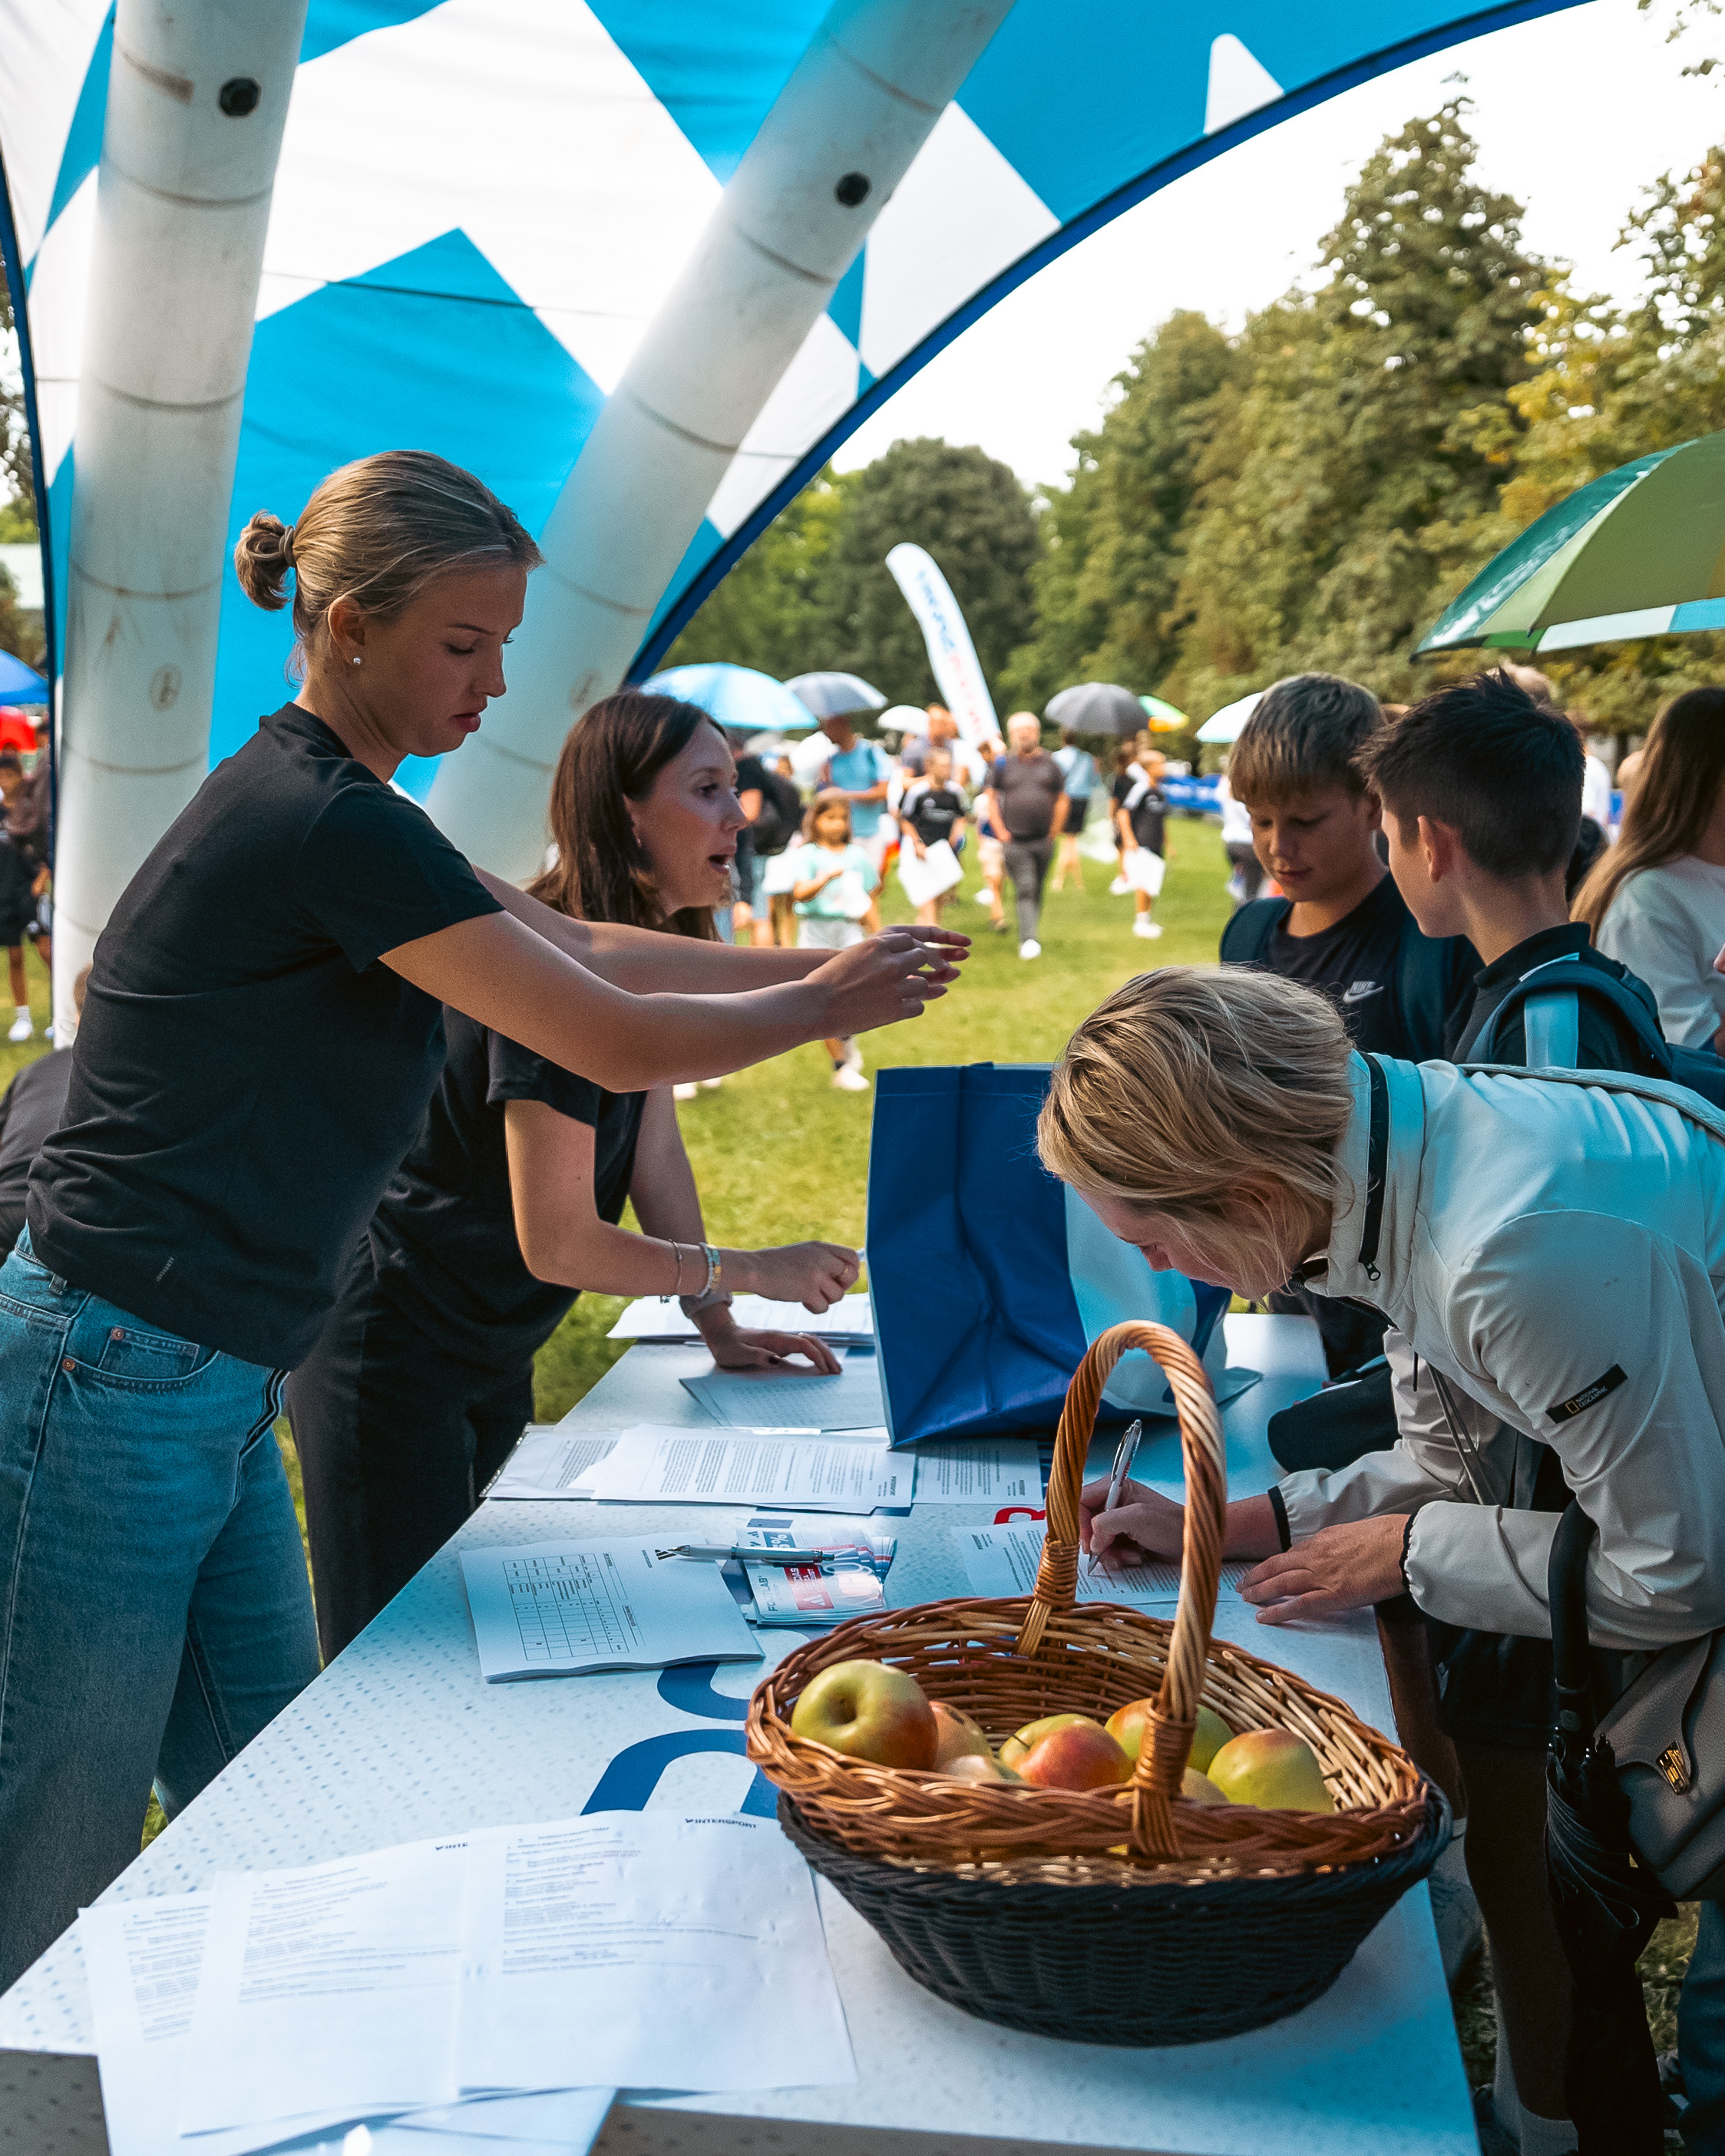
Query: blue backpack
1463,952,1725,1110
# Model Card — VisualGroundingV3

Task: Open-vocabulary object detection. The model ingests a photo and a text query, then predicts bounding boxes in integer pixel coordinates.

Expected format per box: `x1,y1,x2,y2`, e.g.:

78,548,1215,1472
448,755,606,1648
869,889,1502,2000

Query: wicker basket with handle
745,1319,1449,2044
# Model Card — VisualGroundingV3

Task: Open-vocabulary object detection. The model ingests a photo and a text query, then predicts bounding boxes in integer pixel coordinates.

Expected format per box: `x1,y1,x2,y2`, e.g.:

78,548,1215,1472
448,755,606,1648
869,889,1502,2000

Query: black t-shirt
1264,873,1438,1060
735,754,798,856
0,1048,71,1256
1111,772,1167,854
27,705,503,1367
904,783,967,849
1449,923,1655,1070
367,1009,646,1371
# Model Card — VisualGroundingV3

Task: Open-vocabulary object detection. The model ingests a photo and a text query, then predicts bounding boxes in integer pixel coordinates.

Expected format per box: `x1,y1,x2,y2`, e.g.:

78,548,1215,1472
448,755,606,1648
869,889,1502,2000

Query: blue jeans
1683,1902,1725,2153
0,1231,319,1986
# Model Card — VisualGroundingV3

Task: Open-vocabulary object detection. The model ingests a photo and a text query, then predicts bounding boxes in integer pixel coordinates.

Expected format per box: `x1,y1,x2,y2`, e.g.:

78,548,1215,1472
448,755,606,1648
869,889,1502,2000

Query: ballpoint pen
1086,1418,1143,1579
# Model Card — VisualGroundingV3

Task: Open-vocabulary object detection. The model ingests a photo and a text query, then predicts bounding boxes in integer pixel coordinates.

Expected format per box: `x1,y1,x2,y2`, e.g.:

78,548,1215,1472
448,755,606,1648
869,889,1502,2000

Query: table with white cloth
0,1315,1477,2156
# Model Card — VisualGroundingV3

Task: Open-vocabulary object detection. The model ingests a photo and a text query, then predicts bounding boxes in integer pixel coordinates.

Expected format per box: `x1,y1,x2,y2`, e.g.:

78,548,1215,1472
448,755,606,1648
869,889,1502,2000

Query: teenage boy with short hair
1356,668,1666,2156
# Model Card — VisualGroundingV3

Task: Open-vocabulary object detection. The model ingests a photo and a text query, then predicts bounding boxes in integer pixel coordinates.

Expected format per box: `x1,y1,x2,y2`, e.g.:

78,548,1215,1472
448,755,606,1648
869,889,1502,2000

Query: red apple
1016,1722,1132,1791
790,1659,937,1768
999,1712,1095,1770
1107,1697,1233,1772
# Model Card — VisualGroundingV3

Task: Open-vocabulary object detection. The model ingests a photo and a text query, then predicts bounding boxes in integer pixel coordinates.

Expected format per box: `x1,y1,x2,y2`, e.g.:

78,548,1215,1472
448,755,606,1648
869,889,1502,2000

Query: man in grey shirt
984,713,1068,959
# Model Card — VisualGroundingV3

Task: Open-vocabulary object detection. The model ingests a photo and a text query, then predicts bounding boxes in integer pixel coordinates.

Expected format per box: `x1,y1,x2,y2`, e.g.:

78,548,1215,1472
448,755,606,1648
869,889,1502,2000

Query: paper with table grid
458,1536,761,1680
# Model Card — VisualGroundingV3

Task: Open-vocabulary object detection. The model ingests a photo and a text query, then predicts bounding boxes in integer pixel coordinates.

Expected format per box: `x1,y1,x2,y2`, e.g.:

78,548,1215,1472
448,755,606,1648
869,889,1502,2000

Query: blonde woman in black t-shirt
0,451,967,1985
290,692,862,1661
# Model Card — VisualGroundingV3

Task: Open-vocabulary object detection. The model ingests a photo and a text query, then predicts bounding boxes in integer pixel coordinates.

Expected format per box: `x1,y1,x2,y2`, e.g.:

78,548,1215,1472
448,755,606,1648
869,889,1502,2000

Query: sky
834,0,1725,493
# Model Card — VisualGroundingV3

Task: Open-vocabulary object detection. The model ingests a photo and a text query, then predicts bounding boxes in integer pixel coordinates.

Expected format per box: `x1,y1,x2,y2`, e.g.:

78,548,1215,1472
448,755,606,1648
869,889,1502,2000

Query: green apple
1016,1722,1132,1791
1181,1768,1226,1804
1105,1697,1234,1774
1207,1728,1335,1812
791,1659,937,1769
999,1712,1095,1770
929,1701,992,1768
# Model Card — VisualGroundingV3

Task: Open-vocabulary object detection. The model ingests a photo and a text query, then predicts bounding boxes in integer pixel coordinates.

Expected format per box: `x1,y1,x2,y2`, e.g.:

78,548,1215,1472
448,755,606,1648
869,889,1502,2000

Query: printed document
608,1293,873,1342
178,1840,471,2133
485,1428,619,1502
960,1521,1252,1606
459,1537,761,1681
585,1425,910,1512
737,1512,895,1627
681,1349,884,1430
458,1813,854,2095
910,1439,1043,1506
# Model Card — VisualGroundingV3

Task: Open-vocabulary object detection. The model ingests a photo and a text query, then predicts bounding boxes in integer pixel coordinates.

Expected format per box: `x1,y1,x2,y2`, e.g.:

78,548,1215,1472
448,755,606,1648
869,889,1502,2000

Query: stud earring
351,655,361,667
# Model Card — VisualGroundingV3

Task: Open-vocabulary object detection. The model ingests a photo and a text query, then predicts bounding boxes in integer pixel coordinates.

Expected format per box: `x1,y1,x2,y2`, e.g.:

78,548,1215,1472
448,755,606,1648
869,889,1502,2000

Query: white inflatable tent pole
52,0,309,1040
427,0,1016,879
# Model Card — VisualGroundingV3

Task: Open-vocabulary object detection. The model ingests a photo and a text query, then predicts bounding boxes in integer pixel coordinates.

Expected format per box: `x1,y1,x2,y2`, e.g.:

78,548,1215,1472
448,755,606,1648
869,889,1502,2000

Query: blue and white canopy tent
0,0,1586,1030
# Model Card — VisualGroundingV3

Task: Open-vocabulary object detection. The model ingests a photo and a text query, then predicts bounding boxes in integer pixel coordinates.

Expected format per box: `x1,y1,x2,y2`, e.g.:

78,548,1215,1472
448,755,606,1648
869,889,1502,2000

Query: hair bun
233,510,294,611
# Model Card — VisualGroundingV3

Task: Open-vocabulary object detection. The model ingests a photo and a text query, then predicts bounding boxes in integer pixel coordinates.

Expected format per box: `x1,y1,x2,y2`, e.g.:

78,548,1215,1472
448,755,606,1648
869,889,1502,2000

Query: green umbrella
1138,693,1189,731
1416,428,1725,656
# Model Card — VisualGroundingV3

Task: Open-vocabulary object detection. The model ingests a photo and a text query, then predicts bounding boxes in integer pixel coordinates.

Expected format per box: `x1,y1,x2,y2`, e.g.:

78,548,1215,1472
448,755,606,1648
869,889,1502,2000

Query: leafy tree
663,467,852,678
1165,104,1548,713
0,276,33,522
817,437,1041,707
997,312,1238,712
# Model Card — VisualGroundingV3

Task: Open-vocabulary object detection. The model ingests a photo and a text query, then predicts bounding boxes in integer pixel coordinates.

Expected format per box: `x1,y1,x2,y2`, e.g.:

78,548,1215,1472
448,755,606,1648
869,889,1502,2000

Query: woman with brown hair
1575,686,1725,1046
0,450,963,1986
290,690,861,1661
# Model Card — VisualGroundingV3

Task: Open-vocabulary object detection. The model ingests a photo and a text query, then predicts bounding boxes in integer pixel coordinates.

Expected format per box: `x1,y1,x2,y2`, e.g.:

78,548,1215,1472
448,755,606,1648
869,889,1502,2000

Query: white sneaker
838,1038,864,1071
831,1064,870,1092
698,1077,722,1090
7,1009,30,1043
973,888,995,906
1019,939,1041,960
672,1082,699,1101
1109,876,1129,897
1132,916,1163,939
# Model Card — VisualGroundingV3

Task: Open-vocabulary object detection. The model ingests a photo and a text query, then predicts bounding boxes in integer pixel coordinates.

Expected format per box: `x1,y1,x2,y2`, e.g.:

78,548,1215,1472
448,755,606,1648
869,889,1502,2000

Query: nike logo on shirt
1341,982,1383,1005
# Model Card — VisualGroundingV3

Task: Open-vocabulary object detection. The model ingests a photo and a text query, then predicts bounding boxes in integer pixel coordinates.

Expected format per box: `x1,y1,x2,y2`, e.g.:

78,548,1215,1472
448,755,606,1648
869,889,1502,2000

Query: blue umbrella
643,662,818,733
0,650,48,701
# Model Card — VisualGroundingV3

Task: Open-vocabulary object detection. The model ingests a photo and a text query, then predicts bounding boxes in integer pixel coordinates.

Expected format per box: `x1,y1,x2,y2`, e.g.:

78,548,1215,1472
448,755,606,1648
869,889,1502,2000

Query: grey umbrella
1045,682,1143,737
786,671,887,720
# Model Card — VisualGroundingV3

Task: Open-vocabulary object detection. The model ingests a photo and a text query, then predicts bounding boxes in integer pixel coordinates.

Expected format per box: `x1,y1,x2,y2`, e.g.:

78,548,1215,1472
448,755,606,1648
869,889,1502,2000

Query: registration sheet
960,1520,1254,1606
484,1428,619,1502
909,1438,1043,1506
459,1537,761,1681
178,1840,471,2135
607,1293,873,1342
458,1813,854,2096
585,1425,910,1512
680,1349,884,1430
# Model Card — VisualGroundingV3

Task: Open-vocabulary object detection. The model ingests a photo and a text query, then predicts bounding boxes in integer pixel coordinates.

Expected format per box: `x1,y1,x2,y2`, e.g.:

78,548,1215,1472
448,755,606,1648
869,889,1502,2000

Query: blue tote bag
864,1064,1233,1448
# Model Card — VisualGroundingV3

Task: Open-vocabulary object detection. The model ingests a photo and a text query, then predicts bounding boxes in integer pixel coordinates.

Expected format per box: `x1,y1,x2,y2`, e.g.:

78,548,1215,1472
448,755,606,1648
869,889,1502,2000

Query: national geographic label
1548,1365,1628,1425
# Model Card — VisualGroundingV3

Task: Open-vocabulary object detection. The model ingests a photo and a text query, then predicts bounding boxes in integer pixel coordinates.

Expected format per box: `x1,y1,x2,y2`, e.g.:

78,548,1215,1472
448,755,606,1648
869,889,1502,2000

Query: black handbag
1267,1360,1396,1474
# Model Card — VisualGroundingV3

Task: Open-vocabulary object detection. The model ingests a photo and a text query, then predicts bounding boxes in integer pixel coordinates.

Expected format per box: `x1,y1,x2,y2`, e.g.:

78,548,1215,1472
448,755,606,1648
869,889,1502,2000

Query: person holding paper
0,454,966,1987
1111,742,1171,941
898,746,969,927
290,690,864,1661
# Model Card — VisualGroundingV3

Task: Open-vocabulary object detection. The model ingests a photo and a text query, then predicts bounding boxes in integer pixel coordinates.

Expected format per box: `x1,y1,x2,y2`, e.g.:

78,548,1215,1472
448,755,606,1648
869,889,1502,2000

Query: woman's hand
1079,1476,1185,1567
810,926,967,1035
743,1240,859,1312
1238,1515,1409,1625
701,1321,841,1375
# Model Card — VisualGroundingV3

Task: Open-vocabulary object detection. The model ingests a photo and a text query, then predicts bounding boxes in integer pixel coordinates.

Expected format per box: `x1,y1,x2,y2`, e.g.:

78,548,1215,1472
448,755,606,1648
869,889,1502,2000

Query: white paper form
485,1428,619,1502
960,1521,1253,1606
458,1814,854,2096
178,1841,471,2135
680,1349,884,1430
585,1425,910,1513
607,1293,873,1342
459,1538,761,1682
909,1439,1043,1506
395,2088,615,2148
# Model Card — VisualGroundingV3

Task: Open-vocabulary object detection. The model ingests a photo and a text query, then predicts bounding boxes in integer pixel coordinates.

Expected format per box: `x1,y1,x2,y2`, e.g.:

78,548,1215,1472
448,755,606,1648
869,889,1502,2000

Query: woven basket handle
1012,1320,1227,1857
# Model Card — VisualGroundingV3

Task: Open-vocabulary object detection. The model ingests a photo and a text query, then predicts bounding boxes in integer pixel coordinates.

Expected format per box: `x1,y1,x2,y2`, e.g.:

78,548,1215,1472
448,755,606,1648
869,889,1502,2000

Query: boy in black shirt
899,747,969,927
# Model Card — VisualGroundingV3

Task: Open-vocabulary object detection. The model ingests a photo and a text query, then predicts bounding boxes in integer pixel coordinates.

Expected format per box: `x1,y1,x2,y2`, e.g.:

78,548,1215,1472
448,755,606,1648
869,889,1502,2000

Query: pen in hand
1086,1418,1143,1580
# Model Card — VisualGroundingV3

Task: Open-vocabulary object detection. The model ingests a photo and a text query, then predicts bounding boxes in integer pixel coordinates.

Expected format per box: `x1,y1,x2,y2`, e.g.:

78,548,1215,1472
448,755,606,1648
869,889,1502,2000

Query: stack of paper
485,1426,619,1502
607,1293,874,1342
681,1349,885,1430
82,1814,852,2156
458,1536,761,1681
909,1438,1043,1506
733,1512,897,1627
960,1520,1254,1606
586,1423,910,1512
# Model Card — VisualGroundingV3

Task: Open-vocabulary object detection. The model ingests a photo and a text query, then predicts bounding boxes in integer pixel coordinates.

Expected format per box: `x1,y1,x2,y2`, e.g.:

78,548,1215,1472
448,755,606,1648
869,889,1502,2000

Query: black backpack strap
1469,959,1669,1078
1394,916,1470,1061
1219,896,1290,966
1358,1052,1390,1283
1548,1499,1598,1742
